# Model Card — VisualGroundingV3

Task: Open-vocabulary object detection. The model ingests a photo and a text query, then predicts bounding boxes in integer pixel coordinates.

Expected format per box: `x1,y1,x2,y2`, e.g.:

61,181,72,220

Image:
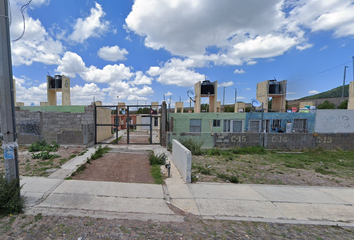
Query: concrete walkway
20,144,354,227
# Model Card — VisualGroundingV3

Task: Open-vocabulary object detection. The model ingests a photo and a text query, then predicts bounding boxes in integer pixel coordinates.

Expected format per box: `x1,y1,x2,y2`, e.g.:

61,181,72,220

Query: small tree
223,105,234,112
317,100,335,109
338,100,348,109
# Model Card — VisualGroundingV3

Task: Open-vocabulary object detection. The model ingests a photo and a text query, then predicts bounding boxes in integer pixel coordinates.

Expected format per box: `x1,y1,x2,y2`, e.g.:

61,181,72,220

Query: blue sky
8,0,354,107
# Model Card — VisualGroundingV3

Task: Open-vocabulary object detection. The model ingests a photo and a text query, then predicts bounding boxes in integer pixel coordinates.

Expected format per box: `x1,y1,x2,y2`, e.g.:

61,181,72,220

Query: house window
224,120,243,132
213,119,220,127
272,119,282,130
223,120,230,132
190,119,202,132
249,120,260,132
293,119,307,133
154,117,158,127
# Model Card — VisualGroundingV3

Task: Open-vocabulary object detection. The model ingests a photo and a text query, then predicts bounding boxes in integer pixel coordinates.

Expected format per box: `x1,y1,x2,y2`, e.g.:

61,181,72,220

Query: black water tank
50,76,55,89
54,75,62,89
269,80,280,94
201,80,215,95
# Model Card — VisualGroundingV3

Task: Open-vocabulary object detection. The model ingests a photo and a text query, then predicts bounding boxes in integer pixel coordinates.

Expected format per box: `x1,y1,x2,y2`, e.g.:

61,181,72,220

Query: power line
12,0,32,42
288,60,352,85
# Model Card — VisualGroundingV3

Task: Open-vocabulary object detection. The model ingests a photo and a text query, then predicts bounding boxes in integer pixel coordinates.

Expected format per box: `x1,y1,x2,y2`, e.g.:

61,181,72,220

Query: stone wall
214,132,354,150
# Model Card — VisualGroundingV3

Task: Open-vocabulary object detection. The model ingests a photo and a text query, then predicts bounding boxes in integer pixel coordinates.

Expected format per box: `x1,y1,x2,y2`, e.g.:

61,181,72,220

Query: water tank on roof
201,80,215,95
268,80,280,94
54,75,62,89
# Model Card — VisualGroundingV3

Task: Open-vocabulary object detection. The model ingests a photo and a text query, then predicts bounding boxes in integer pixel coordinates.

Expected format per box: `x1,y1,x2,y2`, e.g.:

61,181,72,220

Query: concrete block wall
214,133,261,148
0,106,95,146
172,139,192,183
214,133,354,150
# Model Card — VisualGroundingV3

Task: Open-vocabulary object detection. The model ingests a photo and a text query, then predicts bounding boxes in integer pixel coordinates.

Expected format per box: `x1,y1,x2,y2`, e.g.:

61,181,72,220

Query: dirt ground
0,146,85,177
193,154,354,187
72,149,154,183
1,213,354,240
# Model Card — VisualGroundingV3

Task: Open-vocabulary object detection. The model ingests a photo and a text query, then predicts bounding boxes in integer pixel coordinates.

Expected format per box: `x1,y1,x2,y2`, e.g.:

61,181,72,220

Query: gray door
141,117,150,130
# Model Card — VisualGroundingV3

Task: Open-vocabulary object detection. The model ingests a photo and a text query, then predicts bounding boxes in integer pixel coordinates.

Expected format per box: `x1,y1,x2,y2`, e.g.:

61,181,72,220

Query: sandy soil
72,149,154,183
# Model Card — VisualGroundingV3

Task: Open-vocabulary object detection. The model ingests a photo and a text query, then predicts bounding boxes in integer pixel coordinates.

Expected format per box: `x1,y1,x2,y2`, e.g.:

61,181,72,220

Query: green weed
0,172,26,215
179,138,204,155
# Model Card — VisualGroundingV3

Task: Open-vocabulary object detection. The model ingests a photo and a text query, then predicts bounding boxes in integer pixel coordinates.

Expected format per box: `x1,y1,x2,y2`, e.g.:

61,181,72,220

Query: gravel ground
1,213,354,240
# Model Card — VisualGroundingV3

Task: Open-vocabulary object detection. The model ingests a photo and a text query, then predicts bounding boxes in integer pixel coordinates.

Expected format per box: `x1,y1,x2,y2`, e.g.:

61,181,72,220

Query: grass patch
78,149,88,156
149,152,165,165
110,136,123,144
68,154,77,160
29,140,60,152
0,172,26,216
150,165,163,184
179,138,204,155
31,152,60,160
217,173,239,183
91,145,111,160
59,158,68,165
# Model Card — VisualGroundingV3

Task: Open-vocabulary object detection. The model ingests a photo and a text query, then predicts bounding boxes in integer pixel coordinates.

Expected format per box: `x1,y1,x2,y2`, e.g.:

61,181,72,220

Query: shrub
0,172,26,215
91,145,110,160
217,173,239,183
149,152,165,165
31,152,60,160
29,140,60,152
179,138,204,155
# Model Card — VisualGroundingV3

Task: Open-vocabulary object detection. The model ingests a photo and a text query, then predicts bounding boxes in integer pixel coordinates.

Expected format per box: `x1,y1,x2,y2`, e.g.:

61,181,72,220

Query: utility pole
223,87,226,106
0,0,19,182
342,66,348,99
234,88,237,104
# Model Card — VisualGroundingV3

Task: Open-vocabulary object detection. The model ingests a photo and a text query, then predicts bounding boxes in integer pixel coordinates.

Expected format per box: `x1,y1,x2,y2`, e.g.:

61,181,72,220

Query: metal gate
94,104,162,145
94,105,120,144
126,104,161,144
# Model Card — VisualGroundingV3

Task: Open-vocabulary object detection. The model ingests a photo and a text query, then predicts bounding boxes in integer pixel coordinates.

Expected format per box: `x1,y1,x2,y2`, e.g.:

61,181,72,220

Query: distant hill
299,84,349,100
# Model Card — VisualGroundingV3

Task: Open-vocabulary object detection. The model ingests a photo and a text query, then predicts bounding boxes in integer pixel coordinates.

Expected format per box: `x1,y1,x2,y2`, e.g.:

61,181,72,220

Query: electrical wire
288,60,352,85
12,0,33,42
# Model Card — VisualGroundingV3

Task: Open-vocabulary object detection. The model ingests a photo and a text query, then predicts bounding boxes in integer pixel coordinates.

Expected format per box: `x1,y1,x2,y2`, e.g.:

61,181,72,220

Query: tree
317,100,335,109
137,107,151,114
223,105,234,112
201,104,209,112
338,100,348,109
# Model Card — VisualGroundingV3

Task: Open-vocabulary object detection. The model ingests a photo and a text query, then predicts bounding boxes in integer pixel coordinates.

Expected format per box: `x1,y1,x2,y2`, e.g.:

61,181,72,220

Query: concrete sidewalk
20,145,354,227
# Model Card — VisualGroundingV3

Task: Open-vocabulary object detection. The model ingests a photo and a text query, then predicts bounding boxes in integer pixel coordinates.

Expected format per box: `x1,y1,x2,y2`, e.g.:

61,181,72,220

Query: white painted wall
172,139,191,183
315,110,354,133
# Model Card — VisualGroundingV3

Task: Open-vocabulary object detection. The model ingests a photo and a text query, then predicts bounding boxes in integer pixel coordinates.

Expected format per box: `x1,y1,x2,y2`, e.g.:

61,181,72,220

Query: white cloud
234,69,245,74
126,0,354,66
68,2,110,44
164,91,173,96
320,45,328,51
308,90,319,95
245,88,251,91
98,45,129,61
147,58,205,87
10,11,63,66
55,51,87,78
71,83,106,105
55,51,152,104
131,71,153,85
296,43,313,51
218,81,233,88
246,60,257,65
